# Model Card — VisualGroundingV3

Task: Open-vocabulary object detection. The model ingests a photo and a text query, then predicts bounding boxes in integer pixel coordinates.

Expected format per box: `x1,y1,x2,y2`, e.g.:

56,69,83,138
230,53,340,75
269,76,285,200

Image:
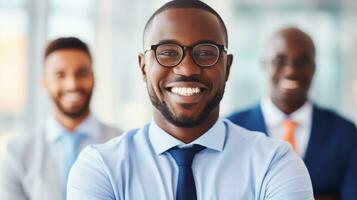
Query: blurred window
0,0,28,154
48,0,96,45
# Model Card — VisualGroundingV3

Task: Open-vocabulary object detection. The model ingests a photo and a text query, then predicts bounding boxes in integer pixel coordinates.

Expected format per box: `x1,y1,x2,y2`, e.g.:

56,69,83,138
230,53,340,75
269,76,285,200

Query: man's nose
172,52,201,76
63,75,79,90
281,61,299,76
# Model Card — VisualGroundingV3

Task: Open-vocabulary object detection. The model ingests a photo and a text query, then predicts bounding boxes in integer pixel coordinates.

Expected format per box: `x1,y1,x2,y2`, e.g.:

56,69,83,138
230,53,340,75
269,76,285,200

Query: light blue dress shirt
46,115,100,190
67,118,313,200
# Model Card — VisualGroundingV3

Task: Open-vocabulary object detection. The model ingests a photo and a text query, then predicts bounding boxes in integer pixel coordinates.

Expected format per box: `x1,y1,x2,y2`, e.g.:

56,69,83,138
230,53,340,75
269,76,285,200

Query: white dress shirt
67,118,313,200
0,114,121,200
260,97,313,157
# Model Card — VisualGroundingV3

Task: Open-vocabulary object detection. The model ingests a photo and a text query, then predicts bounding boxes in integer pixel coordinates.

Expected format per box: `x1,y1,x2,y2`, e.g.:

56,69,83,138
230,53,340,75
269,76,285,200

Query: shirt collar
289,101,313,127
261,96,313,127
148,118,226,155
45,114,101,143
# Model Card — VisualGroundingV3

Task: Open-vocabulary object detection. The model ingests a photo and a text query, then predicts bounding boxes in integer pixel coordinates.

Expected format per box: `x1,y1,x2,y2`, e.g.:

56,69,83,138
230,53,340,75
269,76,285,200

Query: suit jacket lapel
22,131,63,200
303,105,327,166
254,104,268,135
38,131,63,200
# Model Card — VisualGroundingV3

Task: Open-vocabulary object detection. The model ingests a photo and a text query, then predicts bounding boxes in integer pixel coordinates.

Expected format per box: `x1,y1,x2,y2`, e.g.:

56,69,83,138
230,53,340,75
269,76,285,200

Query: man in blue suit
228,27,357,200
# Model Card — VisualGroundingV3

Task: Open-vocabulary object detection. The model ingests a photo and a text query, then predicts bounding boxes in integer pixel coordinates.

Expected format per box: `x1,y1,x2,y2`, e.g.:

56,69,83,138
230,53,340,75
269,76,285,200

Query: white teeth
171,87,201,96
279,79,299,89
62,92,82,102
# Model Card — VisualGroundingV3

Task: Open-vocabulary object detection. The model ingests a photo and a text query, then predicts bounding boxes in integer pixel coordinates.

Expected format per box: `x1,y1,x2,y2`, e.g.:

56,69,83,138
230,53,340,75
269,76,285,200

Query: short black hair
143,0,228,48
44,37,92,60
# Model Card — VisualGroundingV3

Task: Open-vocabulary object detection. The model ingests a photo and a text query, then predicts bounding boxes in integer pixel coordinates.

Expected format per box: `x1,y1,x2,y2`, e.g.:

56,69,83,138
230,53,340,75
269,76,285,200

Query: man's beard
149,86,224,128
52,91,92,119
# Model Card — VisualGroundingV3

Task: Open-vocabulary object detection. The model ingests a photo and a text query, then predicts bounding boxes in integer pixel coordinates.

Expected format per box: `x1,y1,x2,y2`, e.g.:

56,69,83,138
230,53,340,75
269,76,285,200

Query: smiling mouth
170,87,202,96
279,79,300,89
61,91,85,104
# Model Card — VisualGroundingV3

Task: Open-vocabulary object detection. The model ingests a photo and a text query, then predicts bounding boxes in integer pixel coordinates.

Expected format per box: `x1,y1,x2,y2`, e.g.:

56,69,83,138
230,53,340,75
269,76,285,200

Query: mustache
60,89,87,94
170,75,210,86
58,89,89,97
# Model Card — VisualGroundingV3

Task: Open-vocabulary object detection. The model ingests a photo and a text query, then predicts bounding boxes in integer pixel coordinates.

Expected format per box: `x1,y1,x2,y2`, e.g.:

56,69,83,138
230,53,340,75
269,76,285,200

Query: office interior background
0,0,356,154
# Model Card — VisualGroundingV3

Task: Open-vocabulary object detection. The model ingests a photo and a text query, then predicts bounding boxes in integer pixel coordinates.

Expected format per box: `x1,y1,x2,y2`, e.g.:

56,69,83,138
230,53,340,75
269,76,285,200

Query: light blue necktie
62,132,85,190
168,144,206,200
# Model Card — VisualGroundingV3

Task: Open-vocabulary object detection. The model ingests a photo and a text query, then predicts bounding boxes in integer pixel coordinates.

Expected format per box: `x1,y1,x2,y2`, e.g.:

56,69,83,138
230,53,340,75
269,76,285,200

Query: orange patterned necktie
282,120,298,152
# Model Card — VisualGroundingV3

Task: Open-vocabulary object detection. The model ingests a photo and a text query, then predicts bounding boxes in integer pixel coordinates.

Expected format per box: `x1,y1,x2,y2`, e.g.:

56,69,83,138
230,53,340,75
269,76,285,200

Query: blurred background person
228,27,357,200
0,37,122,200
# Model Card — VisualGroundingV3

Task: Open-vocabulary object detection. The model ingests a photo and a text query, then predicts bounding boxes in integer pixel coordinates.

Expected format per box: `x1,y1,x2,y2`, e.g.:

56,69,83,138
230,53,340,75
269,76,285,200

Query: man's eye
295,59,311,67
272,58,285,67
55,71,65,78
194,51,217,59
158,50,179,57
195,50,216,57
77,69,90,77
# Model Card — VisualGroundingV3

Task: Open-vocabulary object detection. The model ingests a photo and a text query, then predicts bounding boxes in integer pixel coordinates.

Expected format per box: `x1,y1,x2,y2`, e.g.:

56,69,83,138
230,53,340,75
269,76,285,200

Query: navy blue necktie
168,144,206,200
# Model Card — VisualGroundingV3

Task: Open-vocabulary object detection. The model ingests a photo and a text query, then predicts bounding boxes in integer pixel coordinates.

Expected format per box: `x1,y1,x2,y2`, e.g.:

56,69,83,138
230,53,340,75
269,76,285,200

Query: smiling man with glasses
67,1,313,200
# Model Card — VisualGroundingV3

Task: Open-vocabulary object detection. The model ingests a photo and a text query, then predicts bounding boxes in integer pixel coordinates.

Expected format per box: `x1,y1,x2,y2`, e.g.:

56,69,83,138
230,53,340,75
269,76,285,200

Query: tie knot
168,144,206,166
283,119,298,132
62,132,85,146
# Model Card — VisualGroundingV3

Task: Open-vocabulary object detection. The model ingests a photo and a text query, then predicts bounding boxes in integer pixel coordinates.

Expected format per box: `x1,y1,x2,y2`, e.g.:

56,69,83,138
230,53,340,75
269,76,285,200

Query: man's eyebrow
195,39,221,45
156,39,180,45
144,39,179,50
153,39,223,46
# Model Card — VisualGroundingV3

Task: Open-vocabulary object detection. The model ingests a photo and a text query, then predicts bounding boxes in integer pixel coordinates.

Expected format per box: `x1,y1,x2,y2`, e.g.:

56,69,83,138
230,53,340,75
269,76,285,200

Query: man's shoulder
314,105,356,132
5,131,44,157
312,106,357,154
0,131,45,173
98,122,124,139
227,104,259,122
83,126,145,160
224,119,306,189
224,119,290,155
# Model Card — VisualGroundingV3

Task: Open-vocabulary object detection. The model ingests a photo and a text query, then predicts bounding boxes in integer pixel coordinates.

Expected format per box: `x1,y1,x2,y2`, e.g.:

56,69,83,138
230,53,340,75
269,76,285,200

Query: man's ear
41,77,47,90
311,61,316,75
225,54,233,81
138,53,147,82
40,70,48,91
261,58,269,73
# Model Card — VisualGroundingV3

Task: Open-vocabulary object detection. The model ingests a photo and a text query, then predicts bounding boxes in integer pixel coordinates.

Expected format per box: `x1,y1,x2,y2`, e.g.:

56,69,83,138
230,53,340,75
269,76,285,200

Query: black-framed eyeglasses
271,56,314,68
144,42,227,68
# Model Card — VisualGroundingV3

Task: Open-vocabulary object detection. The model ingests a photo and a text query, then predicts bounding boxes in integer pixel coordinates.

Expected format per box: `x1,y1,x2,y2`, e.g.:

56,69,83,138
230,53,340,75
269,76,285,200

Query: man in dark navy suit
228,27,357,200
